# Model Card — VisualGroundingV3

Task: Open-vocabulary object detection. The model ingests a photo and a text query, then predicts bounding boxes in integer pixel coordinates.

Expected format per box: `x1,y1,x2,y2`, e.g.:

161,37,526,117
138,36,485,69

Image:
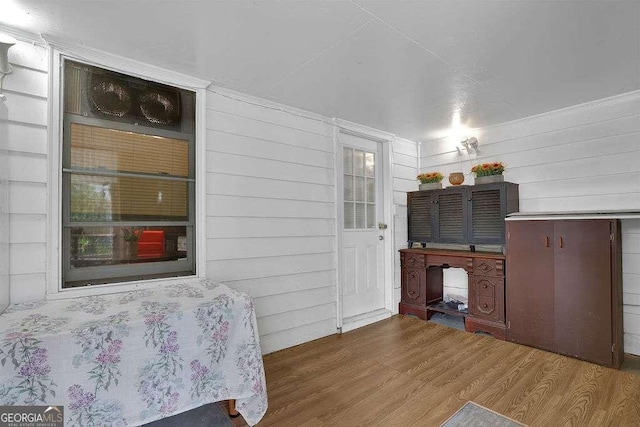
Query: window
343,147,376,229
61,60,196,288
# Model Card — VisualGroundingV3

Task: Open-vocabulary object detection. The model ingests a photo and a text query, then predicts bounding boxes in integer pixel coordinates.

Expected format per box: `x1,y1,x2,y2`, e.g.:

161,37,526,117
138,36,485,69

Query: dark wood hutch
400,181,518,339
400,180,628,367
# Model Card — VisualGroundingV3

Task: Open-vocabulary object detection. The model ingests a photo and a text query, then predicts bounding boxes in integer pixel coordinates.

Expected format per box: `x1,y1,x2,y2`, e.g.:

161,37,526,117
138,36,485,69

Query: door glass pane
355,203,365,229
354,150,365,176
365,152,375,177
344,203,354,229
343,147,377,230
344,175,354,201
366,204,376,228
355,177,365,202
343,148,353,174
366,178,375,202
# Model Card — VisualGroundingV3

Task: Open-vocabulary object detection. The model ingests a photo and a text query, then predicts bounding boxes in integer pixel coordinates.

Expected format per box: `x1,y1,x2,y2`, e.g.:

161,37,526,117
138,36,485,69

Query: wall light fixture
457,137,479,155
0,33,17,101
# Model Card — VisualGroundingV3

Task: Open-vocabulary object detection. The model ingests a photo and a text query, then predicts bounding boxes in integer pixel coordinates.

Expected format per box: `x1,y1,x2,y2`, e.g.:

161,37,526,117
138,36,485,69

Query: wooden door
506,221,555,351
339,135,387,323
553,220,612,365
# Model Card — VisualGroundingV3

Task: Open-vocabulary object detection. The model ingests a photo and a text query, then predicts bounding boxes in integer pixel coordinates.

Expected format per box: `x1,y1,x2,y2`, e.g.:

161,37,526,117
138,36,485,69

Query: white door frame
334,119,395,332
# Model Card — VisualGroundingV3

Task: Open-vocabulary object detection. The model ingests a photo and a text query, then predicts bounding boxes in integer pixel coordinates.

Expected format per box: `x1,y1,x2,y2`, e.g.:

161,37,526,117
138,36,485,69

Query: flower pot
448,172,465,186
474,174,504,185
124,241,138,259
419,182,442,191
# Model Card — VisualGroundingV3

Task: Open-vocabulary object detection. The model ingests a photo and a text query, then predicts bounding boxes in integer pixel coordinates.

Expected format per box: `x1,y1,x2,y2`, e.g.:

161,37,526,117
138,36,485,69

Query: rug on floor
441,401,526,427
143,403,233,427
428,312,465,331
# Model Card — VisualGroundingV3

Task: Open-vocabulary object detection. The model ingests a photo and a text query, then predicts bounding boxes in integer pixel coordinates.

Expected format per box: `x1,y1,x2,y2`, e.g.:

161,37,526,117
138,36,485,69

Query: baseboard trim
341,308,392,333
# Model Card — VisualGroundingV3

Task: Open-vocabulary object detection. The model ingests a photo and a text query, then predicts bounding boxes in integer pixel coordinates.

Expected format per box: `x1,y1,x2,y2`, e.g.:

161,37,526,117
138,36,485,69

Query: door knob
379,236,384,240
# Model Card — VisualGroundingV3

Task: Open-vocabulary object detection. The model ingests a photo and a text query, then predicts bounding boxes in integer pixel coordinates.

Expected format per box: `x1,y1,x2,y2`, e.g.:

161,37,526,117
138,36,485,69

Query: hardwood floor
255,315,640,426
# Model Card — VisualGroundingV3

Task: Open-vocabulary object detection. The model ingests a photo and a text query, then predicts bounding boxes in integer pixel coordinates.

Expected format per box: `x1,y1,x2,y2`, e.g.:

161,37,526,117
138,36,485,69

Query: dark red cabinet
505,219,623,368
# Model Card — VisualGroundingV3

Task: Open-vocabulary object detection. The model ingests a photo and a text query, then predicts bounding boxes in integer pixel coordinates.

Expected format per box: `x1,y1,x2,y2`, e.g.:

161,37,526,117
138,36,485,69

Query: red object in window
137,230,165,258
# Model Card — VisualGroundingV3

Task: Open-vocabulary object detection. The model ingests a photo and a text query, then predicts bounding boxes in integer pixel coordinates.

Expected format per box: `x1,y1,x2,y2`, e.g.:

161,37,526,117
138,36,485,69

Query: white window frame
45,36,210,299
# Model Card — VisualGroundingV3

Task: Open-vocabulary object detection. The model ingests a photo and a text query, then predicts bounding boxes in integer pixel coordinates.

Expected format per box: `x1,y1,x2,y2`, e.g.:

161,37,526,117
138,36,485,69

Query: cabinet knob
482,303,488,308
482,284,488,289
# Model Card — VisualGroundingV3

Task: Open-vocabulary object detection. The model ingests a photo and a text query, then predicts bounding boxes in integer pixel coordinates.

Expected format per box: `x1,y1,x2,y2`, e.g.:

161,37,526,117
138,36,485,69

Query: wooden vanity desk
399,248,506,340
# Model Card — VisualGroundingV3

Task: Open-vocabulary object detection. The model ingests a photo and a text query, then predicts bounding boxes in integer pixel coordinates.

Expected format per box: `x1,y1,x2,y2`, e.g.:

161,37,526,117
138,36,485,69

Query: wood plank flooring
253,315,640,426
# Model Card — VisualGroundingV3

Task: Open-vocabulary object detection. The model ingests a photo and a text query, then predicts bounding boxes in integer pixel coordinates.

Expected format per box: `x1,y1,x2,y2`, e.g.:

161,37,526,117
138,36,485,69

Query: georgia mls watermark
0,406,64,427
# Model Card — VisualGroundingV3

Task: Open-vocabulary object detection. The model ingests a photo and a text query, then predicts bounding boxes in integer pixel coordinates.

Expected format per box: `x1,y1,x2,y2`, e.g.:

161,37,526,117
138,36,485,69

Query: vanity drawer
472,258,504,276
473,277,497,297
402,253,425,269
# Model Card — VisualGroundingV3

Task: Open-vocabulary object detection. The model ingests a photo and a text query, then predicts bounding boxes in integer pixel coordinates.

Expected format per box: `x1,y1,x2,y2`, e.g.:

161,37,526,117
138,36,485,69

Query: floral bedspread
0,279,267,426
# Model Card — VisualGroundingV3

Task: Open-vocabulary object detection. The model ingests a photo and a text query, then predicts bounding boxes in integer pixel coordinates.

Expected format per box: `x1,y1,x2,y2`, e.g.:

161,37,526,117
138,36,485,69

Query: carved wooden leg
228,399,240,418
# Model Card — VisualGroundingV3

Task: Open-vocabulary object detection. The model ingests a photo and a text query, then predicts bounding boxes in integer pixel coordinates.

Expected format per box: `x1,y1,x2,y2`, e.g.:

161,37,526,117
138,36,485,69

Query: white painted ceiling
3,0,640,141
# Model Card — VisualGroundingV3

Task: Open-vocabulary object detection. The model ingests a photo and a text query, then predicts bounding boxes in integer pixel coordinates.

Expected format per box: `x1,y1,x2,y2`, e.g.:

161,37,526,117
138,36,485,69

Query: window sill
46,274,205,300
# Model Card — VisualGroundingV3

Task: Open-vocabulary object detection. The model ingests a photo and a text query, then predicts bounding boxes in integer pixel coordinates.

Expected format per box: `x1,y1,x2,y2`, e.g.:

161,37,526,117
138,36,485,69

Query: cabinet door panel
470,276,503,322
434,189,466,243
468,185,503,244
402,268,426,307
554,220,612,365
506,221,555,351
407,192,432,244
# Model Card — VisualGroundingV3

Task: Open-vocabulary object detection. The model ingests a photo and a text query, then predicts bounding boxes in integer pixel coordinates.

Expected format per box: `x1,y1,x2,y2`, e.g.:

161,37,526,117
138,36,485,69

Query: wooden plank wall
1,40,49,303
420,91,640,355
205,91,338,354
2,39,421,355
0,93,8,312
205,91,420,353
392,138,419,306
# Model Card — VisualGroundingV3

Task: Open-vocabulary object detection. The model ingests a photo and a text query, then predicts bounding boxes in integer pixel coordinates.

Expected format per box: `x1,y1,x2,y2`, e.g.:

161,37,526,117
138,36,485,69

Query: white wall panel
207,129,334,169
206,89,332,137
391,139,418,298
206,89,338,354
0,100,9,312
207,151,334,186
6,123,48,155
9,214,46,244
207,110,333,152
9,183,47,215
259,318,337,355
206,90,420,352
3,92,47,127
8,152,47,183
421,91,640,356
206,195,334,219
2,41,49,304
8,273,46,305
207,217,334,238
257,303,336,336
3,65,48,98
224,270,335,298
208,173,334,203
207,236,334,260
208,253,335,282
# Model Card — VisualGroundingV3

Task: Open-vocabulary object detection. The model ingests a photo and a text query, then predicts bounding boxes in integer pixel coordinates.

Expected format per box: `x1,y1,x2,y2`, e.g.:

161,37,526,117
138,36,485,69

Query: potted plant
417,172,444,190
122,227,143,258
471,162,505,184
